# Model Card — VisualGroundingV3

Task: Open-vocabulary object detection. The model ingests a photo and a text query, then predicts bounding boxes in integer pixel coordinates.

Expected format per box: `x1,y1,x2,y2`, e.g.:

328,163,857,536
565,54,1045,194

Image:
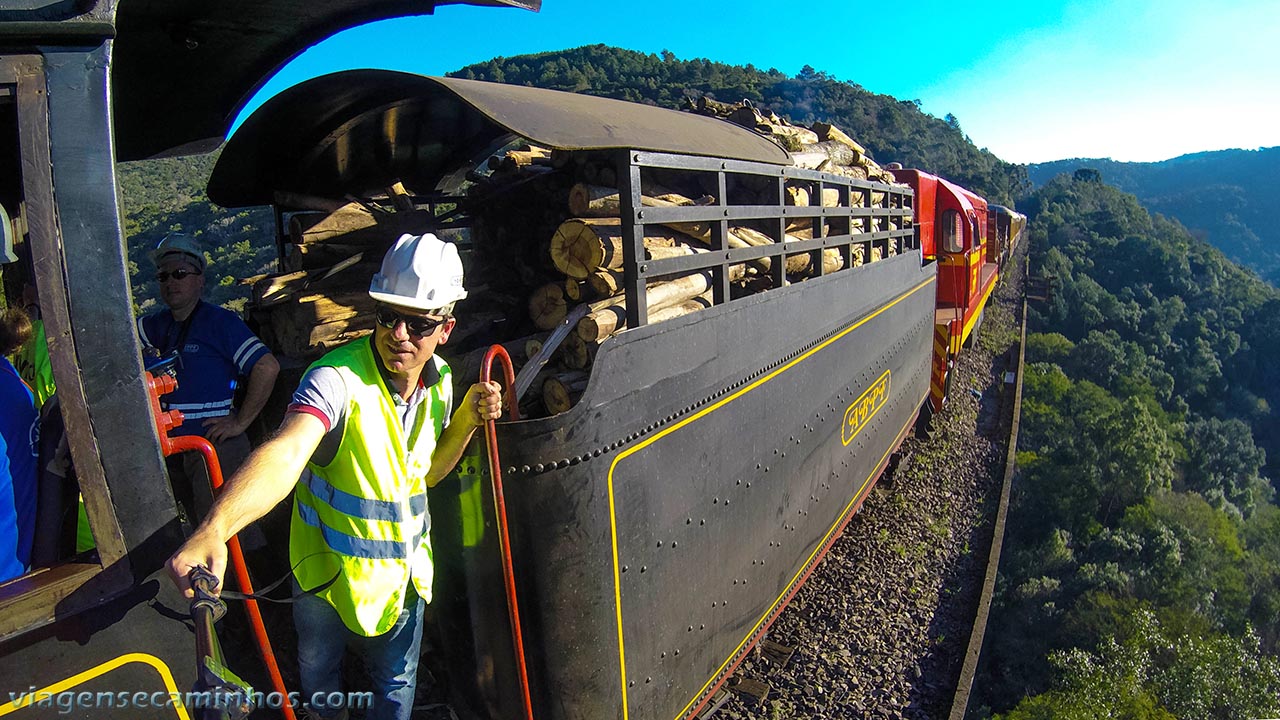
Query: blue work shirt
137,300,270,437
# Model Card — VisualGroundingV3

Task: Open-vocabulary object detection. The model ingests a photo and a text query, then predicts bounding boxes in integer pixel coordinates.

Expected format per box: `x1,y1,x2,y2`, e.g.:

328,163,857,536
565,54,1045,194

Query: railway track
947,288,1028,720
712,250,1029,720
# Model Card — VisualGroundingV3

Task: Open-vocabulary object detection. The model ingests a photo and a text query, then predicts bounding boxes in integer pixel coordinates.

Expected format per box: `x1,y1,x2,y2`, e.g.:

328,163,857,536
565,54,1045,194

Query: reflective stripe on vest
290,338,452,636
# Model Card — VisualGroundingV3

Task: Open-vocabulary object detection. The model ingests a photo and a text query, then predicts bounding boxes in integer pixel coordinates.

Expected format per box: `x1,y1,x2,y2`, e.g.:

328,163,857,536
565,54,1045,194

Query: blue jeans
293,584,424,720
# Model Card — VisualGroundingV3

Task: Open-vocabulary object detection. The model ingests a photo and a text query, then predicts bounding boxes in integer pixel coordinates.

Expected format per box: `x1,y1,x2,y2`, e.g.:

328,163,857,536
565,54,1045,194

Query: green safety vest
12,319,54,409
290,338,452,636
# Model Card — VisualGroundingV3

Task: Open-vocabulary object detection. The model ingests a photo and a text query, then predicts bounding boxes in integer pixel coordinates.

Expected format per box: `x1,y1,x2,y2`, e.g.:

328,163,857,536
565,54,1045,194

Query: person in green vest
10,282,93,555
165,233,503,720
10,283,54,409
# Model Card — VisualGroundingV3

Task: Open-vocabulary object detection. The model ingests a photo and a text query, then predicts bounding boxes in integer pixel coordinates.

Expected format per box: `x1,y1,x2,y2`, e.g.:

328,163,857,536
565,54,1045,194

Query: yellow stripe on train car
606,275,937,720
960,272,1000,346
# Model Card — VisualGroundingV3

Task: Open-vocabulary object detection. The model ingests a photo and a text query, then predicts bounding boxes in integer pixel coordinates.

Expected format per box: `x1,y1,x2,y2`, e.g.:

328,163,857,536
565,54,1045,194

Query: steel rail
947,261,1029,720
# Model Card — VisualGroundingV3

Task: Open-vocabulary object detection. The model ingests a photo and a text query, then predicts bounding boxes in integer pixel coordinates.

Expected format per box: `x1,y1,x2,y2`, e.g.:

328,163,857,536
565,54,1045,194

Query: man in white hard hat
165,233,503,720
138,233,280,523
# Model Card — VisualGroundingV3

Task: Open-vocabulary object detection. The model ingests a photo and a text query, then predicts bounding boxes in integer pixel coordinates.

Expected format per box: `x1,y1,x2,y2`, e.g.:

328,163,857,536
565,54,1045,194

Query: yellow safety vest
290,338,452,636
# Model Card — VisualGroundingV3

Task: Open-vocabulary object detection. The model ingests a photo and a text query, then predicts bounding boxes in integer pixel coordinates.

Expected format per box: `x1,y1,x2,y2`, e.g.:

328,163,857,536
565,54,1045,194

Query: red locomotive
891,166,1024,419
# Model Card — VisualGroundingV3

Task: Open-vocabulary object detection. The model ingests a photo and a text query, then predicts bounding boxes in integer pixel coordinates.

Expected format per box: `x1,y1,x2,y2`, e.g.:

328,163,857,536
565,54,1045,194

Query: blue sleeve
137,313,159,352
213,307,271,374
0,433,24,583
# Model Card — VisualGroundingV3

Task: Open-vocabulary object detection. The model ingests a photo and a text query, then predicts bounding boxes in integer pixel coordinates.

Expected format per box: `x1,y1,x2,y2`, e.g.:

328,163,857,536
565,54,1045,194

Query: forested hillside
976,170,1280,718
1028,148,1280,286
118,151,274,314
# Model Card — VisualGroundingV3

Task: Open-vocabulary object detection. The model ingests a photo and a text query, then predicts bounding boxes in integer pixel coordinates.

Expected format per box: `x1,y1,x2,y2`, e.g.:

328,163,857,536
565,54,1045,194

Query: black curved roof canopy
208,73,793,208
108,0,540,161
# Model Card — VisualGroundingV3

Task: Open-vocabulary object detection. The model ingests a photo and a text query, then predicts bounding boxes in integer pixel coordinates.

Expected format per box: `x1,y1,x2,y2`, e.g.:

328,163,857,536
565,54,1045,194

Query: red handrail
479,345,535,720
147,372,297,720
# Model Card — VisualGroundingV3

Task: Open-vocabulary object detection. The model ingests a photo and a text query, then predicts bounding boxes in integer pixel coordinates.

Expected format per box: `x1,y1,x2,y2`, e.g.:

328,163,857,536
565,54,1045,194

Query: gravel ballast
714,256,1026,720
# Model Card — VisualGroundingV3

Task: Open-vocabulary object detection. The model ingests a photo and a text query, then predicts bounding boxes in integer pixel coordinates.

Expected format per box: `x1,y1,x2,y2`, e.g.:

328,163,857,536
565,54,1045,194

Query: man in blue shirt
137,234,280,523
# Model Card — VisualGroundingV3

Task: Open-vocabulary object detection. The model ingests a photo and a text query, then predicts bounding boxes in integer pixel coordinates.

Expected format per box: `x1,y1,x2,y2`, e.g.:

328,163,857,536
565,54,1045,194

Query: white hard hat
369,233,467,312
151,233,207,271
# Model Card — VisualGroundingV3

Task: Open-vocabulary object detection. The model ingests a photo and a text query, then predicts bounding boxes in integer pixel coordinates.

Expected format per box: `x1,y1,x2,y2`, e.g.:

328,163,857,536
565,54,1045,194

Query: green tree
1184,416,1271,516
998,610,1280,720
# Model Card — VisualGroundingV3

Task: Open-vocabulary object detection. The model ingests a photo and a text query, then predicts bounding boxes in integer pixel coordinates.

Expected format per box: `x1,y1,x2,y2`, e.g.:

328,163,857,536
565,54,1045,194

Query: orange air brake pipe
146,372,298,720
481,345,536,720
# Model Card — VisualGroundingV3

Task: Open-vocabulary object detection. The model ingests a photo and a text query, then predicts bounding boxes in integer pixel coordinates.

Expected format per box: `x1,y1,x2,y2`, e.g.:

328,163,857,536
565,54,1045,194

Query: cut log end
543,372,590,415
550,220,606,279
528,283,568,330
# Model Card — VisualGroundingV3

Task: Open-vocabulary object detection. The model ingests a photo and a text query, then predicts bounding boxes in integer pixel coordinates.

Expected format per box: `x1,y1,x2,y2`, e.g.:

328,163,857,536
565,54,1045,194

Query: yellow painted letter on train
842,369,891,446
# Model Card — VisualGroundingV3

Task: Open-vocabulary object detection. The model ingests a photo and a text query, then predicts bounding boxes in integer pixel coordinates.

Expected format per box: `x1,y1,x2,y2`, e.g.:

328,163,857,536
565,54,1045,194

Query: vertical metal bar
835,180,851,268
273,205,286,273
773,173,786,288
909,189,919,251
865,187,875,235
899,189,910,252
12,53,137,568
618,151,647,328
712,166,729,305
809,180,823,277
46,47,181,565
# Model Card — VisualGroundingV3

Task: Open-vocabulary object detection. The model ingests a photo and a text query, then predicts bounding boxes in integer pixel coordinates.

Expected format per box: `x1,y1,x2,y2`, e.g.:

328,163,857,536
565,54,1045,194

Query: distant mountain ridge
1029,147,1280,285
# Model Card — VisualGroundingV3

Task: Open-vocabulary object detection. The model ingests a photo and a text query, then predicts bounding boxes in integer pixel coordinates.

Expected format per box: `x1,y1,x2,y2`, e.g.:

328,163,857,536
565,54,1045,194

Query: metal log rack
613,150,917,329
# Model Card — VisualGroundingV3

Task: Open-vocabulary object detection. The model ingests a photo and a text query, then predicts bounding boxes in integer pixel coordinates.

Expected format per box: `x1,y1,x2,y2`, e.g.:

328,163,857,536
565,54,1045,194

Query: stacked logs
685,97,898,183
242,193,390,359
242,109,905,417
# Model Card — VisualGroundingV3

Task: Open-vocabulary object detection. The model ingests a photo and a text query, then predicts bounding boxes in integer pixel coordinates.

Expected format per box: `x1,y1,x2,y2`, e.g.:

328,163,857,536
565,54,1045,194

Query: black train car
209,74,937,720
0,2,973,718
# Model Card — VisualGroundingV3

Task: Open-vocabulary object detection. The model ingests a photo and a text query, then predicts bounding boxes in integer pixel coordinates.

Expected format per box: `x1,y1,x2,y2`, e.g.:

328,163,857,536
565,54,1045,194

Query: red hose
147,373,297,720
480,346,535,720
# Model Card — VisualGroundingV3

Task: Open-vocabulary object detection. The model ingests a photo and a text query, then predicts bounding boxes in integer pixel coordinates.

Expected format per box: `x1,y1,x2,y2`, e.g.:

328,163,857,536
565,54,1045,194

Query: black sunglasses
374,305,448,337
155,268,203,282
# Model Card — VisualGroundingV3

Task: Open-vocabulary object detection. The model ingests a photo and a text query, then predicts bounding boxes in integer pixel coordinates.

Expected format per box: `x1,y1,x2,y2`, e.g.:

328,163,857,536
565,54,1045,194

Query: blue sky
237,0,1280,164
